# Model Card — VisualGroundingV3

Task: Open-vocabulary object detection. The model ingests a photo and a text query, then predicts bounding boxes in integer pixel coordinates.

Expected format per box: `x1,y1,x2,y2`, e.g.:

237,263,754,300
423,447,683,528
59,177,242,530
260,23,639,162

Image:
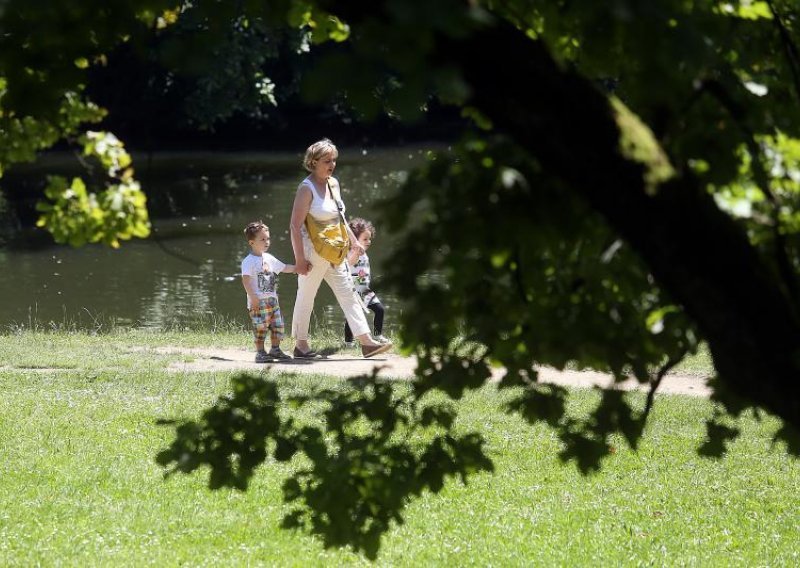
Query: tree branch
643,352,686,420
695,78,800,310
437,22,800,427
766,0,800,104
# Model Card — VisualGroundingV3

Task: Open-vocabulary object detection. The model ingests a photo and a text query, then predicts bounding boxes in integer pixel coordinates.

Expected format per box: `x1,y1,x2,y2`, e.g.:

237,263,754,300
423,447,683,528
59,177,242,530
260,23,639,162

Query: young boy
241,221,296,363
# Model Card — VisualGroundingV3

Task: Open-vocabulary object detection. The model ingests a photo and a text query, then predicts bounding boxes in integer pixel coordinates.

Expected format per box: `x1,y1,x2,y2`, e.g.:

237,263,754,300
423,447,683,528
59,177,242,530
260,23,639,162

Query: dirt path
159,346,712,397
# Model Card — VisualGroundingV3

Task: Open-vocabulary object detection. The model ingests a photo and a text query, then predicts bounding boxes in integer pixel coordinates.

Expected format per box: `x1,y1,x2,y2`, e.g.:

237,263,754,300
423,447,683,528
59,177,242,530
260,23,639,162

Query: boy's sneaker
268,346,292,360
255,350,271,364
374,335,390,344
344,341,355,348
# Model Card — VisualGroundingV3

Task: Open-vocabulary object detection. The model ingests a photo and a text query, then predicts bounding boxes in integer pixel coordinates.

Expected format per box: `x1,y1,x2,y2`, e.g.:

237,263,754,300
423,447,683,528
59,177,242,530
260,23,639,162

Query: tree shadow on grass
156,369,493,559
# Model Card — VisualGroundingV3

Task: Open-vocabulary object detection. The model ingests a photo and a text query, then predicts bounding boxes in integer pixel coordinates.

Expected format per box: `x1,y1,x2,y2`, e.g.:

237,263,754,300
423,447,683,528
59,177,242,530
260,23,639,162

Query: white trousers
291,237,370,340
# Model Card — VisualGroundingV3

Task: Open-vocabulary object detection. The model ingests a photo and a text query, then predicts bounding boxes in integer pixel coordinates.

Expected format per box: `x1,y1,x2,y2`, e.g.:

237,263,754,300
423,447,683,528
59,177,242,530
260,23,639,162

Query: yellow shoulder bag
305,180,350,265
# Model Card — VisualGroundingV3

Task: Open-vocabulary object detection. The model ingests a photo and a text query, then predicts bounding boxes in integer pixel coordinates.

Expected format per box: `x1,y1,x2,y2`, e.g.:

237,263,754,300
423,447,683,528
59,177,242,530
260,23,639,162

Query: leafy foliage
5,0,800,558
0,86,106,177
377,135,699,471
381,136,697,379
157,371,492,559
0,0,175,117
145,1,309,129
0,77,148,246
35,132,150,247
0,0,345,241
0,0,172,245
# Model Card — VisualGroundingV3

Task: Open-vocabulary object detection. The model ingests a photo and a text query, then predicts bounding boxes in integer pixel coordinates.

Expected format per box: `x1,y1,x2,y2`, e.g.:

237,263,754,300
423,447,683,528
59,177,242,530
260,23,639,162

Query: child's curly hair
243,221,269,241
348,217,375,239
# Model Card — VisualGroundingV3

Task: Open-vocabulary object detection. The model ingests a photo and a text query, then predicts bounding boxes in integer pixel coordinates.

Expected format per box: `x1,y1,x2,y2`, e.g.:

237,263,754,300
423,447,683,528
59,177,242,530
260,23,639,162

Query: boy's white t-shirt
241,252,286,309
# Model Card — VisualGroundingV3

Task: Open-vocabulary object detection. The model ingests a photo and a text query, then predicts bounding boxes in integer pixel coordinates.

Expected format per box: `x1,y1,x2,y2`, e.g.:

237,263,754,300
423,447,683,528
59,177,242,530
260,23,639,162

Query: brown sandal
293,347,319,359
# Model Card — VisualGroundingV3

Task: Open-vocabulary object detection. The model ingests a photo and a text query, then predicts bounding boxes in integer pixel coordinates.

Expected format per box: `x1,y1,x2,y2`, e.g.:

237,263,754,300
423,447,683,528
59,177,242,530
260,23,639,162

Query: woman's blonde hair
303,138,338,172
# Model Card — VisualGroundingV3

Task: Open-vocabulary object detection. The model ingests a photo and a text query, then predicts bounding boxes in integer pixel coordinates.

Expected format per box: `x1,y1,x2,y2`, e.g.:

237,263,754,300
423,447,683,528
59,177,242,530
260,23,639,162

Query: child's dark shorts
249,296,284,344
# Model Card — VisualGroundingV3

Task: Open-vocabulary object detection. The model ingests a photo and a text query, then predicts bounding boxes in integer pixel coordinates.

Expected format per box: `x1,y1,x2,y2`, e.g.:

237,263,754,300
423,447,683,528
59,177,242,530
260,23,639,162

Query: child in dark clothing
344,217,388,346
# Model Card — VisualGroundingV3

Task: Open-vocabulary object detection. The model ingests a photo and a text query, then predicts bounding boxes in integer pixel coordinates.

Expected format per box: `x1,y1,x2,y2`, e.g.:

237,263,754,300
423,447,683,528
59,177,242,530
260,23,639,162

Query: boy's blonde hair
243,221,268,242
303,138,338,172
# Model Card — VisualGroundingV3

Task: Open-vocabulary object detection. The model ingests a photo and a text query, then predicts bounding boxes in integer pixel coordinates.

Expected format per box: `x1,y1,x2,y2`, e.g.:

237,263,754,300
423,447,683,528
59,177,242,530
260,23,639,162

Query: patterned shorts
249,296,284,344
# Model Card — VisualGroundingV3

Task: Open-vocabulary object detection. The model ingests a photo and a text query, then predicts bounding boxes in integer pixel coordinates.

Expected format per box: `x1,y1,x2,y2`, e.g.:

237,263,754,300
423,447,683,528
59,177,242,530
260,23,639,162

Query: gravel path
161,346,711,397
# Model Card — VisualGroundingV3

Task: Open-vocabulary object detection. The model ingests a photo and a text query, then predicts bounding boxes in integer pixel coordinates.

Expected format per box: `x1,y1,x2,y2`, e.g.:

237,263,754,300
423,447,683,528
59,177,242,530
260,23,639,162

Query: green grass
0,330,795,565
670,343,714,376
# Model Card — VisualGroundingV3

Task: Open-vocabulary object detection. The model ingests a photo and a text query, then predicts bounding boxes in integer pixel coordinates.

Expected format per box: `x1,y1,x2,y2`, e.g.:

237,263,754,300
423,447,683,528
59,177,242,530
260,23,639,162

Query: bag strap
327,180,369,313
326,180,348,225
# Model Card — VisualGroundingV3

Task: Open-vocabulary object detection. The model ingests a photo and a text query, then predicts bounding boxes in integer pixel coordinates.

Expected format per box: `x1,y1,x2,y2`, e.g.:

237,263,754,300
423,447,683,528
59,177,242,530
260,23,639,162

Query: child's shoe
344,341,355,348
374,335,390,344
255,350,271,363
268,346,292,360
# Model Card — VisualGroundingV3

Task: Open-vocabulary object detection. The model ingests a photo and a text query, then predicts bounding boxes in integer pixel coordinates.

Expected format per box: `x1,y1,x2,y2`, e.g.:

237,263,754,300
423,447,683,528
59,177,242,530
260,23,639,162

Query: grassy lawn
0,330,797,565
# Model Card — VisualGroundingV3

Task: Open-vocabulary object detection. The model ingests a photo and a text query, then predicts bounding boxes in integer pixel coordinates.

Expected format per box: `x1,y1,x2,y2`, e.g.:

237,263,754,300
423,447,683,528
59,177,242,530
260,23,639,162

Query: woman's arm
344,222,365,257
290,184,313,275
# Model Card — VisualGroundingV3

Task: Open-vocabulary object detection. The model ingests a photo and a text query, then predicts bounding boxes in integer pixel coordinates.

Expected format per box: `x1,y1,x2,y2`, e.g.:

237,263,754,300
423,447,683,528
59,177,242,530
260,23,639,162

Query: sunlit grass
0,331,796,564
3,304,714,376
671,342,714,376
3,309,248,336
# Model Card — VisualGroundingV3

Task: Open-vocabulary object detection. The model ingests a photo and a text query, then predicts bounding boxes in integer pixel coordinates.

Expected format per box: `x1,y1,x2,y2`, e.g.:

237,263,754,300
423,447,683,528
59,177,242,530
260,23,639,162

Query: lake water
0,145,436,334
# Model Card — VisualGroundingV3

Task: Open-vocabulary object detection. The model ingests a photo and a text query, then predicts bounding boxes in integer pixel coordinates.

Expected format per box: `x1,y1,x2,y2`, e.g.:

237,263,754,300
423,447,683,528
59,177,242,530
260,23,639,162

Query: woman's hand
350,240,365,257
347,247,361,266
290,184,313,273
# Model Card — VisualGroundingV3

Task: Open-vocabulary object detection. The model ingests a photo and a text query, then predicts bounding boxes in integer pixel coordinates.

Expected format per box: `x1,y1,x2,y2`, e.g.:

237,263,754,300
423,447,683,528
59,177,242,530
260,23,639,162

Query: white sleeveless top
299,176,344,241
301,176,342,222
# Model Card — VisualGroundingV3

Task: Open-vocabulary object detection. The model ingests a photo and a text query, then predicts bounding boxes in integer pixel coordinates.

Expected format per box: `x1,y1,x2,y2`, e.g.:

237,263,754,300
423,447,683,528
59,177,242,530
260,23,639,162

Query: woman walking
289,138,392,359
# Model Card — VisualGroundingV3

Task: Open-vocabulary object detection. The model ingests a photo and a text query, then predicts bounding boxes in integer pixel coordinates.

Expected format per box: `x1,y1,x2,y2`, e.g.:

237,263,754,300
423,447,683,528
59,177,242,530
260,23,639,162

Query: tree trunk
443,25,800,426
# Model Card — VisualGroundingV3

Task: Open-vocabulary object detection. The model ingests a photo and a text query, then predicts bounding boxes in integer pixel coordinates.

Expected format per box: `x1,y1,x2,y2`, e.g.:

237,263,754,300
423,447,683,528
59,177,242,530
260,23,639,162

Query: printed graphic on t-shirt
257,270,278,295
352,254,370,289
350,253,378,305
242,253,286,308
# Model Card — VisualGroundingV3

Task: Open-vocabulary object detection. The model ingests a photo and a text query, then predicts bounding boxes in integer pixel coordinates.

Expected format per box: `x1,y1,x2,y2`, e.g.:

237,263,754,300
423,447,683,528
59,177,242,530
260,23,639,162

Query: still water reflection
0,146,435,333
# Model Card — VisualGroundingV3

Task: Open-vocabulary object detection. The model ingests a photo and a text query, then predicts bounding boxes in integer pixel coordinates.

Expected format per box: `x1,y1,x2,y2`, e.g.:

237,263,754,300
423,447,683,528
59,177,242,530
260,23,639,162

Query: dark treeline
1,29,463,242
84,26,464,152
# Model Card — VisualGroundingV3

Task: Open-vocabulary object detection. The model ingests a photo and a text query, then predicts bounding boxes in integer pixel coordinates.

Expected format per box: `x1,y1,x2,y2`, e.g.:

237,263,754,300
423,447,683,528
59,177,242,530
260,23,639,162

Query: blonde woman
289,138,392,358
